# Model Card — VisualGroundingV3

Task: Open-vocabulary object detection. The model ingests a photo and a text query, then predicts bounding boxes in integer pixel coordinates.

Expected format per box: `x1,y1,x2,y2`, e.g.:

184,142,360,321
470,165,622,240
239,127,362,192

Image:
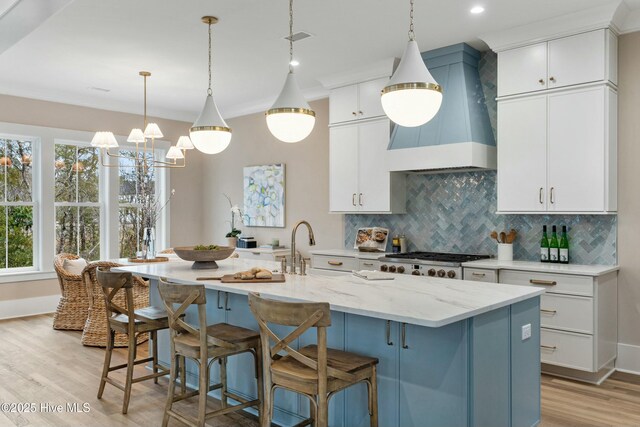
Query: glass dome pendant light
381,0,443,127
190,16,232,155
265,0,315,143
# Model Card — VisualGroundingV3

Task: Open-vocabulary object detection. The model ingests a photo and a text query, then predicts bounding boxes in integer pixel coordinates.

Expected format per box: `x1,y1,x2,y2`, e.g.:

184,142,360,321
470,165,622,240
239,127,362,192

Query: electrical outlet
522,323,532,341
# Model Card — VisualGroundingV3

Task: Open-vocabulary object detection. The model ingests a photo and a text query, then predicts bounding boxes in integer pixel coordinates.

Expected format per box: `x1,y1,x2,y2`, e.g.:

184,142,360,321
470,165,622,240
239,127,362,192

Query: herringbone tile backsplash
344,171,617,265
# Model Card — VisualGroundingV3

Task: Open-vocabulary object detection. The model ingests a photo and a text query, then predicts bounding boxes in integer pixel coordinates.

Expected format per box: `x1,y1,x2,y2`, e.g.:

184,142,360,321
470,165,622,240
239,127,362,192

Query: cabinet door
548,87,605,212
329,125,359,212
357,119,391,212
345,315,399,427
330,84,359,124
358,77,388,120
497,96,548,212
398,322,468,427
548,30,605,90
498,42,547,97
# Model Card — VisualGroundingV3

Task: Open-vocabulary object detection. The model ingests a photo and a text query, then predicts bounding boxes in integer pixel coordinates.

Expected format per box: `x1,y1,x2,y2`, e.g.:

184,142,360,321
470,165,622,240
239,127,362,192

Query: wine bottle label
540,248,549,261
550,248,559,262
560,249,569,263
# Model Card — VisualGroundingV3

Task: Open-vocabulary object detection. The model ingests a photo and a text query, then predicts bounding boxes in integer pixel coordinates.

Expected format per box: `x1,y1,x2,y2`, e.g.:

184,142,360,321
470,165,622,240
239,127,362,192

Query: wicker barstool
81,261,149,347
53,253,89,330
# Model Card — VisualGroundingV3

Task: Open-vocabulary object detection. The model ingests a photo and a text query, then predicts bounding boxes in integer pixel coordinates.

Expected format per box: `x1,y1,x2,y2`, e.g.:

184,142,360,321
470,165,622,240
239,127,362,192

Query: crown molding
480,1,622,52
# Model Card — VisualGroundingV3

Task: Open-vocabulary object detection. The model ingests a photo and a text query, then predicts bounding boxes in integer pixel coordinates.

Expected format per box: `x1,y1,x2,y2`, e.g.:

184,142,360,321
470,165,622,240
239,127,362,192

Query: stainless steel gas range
379,252,491,280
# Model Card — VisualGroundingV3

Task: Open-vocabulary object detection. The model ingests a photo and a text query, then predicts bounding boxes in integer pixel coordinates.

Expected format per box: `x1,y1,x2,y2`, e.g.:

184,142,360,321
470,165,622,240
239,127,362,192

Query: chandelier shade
91,131,118,148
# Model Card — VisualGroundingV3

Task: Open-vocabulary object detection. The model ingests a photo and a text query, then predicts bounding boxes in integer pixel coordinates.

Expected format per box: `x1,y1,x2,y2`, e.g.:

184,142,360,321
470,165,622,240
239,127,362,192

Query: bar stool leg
220,357,228,409
197,355,209,427
254,348,264,426
152,331,159,384
122,332,137,414
309,398,317,427
179,355,187,395
317,394,329,427
97,329,115,399
368,367,379,427
162,353,179,427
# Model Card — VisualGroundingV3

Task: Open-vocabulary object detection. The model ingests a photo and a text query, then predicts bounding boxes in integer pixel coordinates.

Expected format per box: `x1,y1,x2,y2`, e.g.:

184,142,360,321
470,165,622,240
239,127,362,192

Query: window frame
0,133,40,274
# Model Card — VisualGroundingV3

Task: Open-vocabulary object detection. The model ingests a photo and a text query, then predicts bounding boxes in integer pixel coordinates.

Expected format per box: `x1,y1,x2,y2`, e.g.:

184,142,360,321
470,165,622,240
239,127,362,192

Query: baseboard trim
0,295,59,320
616,343,640,375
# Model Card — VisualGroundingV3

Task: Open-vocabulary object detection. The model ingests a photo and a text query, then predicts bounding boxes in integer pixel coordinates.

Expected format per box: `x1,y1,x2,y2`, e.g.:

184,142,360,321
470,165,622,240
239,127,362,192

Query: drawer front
540,294,594,334
540,328,594,371
358,259,380,270
499,270,593,296
311,255,357,272
463,268,498,283
236,251,270,261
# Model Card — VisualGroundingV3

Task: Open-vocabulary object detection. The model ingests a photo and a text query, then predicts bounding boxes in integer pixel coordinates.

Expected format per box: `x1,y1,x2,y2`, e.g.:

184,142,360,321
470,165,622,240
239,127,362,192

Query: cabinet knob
352,111,357,116
549,76,556,83
538,78,545,85
358,110,363,115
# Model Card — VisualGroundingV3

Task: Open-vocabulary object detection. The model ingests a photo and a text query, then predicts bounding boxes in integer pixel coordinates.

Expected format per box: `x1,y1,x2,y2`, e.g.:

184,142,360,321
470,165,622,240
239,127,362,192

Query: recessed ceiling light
289,59,300,67
470,5,485,14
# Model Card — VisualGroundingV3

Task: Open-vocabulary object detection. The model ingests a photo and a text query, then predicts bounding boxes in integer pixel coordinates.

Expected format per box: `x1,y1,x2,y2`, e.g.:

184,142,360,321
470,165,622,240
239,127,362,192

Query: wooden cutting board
220,273,286,284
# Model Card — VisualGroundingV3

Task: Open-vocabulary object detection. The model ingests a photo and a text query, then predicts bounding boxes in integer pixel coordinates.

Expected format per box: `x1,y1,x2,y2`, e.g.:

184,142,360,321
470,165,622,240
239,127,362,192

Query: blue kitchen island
116,258,544,427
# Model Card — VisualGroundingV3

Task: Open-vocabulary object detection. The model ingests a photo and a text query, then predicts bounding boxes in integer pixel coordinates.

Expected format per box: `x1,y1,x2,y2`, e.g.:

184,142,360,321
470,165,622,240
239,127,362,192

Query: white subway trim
616,343,640,375
0,295,59,320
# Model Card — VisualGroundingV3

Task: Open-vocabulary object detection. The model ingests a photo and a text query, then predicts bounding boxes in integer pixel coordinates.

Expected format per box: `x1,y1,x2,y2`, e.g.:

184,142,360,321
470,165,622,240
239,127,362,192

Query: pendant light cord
208,20,213,96
408,0,415,41
289,0,294,72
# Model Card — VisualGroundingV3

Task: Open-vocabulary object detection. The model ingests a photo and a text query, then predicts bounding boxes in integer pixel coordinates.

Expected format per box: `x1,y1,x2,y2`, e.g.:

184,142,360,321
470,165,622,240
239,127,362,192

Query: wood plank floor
1,314,640,427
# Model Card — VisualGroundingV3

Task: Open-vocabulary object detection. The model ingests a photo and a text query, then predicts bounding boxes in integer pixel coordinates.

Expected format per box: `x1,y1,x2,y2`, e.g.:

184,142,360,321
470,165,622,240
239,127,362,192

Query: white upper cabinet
498,29,617,97
329,118,405,213
329,77,388,125
497,86,617,214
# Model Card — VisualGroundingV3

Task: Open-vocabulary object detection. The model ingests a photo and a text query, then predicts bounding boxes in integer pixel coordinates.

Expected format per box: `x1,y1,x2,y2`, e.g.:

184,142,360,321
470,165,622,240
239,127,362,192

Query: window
54,143,101,260
0,138,35,270
118,151,156,258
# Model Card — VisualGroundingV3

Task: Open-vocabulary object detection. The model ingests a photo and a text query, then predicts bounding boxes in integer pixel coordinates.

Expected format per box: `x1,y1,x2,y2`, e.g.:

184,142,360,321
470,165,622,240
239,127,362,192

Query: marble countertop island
115,257,544,328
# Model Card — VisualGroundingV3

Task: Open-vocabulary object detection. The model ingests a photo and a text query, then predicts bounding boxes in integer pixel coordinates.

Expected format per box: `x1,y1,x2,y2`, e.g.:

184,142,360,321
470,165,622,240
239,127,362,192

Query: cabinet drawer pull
251,252,261,256
472,272,486,277
550,187,555,204
401,323,408,349
225,292,231,311
352,193,357,206
538,78,545,85
539,187,544,204
328,261,343,266
386,320,393,346
362,262,374,266
530,279,557,286
540,309,557,315
541,345,557,351
358,193,363,206
217,291,224,310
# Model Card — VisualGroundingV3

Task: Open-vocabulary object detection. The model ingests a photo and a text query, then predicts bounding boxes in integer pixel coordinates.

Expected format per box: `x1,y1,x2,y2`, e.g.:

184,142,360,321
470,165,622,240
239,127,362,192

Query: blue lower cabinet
299,311,346,427
345,314,399,427
398,321,468,427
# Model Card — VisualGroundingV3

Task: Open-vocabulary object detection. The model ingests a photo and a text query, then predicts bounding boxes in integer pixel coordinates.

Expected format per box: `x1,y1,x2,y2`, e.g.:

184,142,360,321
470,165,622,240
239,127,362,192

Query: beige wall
201,98,344,256
0,94,204,301
617,31,640,347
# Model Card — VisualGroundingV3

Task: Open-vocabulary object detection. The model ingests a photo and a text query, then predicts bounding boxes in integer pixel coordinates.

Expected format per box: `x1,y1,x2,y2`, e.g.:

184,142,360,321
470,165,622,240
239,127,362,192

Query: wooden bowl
173,246,235,269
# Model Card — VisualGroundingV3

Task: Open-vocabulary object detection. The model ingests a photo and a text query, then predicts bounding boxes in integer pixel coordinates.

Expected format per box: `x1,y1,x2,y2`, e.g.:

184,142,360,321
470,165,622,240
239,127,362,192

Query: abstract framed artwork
243,163,285,227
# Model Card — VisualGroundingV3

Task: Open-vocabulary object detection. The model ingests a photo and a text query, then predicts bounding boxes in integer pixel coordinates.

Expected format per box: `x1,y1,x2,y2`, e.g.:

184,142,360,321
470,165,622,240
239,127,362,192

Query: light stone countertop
462,259,619,276
309,249,389,260
114,258,544,328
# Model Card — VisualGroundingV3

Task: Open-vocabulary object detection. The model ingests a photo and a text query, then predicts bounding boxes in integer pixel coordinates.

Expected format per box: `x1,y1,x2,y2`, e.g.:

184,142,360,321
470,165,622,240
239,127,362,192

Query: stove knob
447,270,456,279
428,269,436,277
380,265,388,272
411,270,421,276
437,269,446,278
397,266,406,274
388,265,397,273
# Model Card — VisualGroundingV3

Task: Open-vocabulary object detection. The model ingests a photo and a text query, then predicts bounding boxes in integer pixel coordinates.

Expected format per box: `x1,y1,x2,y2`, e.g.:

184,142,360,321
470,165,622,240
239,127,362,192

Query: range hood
386,43,496,173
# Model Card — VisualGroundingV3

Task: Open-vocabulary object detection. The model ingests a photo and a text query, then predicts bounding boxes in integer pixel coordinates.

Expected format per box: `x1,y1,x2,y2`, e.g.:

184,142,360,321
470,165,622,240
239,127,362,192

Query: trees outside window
0,138,34,269
54,144,100,260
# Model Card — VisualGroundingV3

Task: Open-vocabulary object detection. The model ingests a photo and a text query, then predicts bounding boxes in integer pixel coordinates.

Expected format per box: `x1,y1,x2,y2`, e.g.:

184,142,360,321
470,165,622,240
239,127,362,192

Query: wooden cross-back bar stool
248,292,379,427
96,267,181,414
158,279,263,427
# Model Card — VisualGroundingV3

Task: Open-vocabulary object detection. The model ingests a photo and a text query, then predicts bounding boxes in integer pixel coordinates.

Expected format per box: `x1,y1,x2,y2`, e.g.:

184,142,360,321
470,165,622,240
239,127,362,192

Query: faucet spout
290,220,316,274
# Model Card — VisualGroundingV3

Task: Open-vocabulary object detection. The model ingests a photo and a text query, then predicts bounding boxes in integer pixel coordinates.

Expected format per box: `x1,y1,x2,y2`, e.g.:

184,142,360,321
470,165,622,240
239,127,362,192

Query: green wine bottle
549,225,560,263
559,225,569,264
540,225,550,263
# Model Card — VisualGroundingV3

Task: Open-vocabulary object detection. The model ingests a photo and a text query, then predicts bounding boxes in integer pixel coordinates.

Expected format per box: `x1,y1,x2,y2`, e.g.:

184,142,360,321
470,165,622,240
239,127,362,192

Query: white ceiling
0,0,633,123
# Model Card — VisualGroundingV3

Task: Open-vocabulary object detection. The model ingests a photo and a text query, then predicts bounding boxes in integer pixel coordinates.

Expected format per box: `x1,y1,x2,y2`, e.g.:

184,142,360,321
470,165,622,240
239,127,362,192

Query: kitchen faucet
289,220,316,274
